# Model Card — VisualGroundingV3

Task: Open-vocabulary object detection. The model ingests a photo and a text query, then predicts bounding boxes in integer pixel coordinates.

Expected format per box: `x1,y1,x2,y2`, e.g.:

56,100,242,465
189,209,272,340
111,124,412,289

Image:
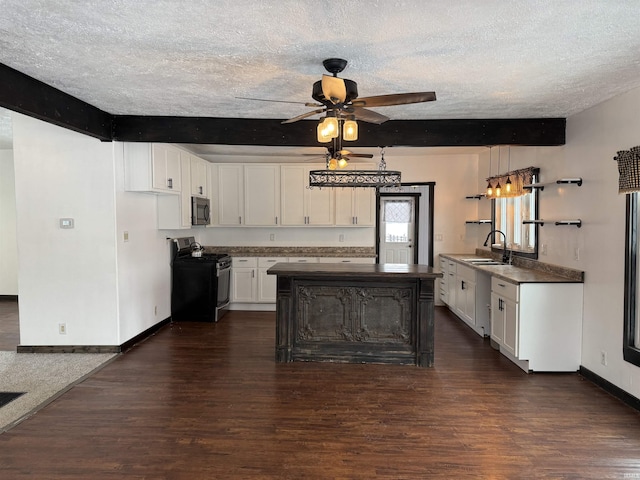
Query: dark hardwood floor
0,297,19,351
1,307,639,479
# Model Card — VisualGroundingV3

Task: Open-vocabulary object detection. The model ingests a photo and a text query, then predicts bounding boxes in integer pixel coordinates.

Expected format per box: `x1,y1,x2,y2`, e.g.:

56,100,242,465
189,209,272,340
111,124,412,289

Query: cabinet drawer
491,277,519,301
288,257,318,263
232,257,257,268
447,260,456,273
318,257,375,264
258,257,285,267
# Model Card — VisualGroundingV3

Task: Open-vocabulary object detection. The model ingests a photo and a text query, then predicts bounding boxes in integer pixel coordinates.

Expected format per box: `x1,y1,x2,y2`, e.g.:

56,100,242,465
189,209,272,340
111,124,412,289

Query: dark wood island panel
267,263,443,367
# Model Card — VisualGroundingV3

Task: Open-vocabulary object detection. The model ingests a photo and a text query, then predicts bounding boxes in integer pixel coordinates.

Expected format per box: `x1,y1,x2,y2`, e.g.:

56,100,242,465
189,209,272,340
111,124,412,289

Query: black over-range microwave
191,197,211,226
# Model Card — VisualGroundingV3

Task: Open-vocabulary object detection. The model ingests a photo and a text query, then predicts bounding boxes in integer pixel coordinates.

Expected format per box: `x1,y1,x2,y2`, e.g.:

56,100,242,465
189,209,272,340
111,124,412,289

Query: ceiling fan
237,58,435,169
238,58,436,125
282,58,436,125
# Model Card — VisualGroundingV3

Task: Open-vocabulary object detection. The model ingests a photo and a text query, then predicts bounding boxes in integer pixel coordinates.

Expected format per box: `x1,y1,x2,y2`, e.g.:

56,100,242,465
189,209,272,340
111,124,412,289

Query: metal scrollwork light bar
309,147,402,188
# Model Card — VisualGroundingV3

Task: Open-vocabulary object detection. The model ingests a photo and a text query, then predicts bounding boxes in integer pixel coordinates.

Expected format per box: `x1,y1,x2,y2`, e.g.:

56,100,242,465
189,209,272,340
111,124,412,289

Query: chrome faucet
483,230,512,264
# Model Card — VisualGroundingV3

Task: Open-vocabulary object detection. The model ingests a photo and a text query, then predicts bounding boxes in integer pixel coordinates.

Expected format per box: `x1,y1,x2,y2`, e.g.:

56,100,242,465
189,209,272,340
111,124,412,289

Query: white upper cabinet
124,143,182,194
190,155,209,198
335,186,376,226
244,165,280,226
157,151,192,229
217,164,244,225
281,165,334,226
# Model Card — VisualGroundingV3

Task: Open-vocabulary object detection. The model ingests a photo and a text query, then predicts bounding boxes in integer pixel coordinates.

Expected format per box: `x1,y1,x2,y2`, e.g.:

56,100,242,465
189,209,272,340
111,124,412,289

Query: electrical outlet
154,305,158,316
59,323,67,335
600,350,607,366
541,244,547,255
574,247,580,261
269,234,275,241
123,231,129,242
435,233,444,242
339,234,345,242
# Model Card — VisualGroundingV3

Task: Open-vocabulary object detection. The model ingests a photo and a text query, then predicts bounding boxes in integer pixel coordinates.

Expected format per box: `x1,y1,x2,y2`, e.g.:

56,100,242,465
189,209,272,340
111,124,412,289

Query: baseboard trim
119,317,172,352
17,345,121,353
580,366,640,412
17,317,172,354
0,295,18,301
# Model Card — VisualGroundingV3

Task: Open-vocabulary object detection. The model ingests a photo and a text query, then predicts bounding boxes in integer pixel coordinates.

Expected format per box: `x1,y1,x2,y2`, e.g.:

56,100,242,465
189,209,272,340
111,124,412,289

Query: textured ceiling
2,0,640,126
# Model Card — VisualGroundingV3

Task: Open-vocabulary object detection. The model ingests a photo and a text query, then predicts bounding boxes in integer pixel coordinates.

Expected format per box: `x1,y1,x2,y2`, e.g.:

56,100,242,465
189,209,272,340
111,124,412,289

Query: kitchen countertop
204,246,376,258
441,253,584,284
267,262,442,279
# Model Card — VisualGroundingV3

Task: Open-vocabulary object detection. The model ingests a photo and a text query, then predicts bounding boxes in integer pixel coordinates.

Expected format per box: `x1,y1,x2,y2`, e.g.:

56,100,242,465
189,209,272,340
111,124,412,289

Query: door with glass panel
378,196,417,264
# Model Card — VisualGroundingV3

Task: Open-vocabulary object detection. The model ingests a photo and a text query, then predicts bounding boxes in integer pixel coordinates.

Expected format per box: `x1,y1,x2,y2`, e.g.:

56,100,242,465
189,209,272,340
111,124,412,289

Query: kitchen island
267,263,442,367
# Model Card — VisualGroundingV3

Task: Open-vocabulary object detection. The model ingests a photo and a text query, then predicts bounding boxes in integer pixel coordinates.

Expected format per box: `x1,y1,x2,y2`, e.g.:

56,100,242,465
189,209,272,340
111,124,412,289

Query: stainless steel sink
463,258,502,265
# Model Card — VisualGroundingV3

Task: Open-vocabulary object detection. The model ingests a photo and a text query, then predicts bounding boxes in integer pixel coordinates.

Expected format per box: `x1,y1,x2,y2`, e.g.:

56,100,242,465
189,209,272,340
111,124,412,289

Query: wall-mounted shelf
523,219,582,228
465,194,486,200
523,177,583,191
465,220,492,224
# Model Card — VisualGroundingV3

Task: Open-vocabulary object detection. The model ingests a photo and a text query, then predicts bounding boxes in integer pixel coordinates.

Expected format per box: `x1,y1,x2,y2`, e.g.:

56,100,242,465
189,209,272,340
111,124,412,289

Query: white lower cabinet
451,263,491,337
257,257,281,302
231,257,288,309
490,277,583,372
231,257,257,303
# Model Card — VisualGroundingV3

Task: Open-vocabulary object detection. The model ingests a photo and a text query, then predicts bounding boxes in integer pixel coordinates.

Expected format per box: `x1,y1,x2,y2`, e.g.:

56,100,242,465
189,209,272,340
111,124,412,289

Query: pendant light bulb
486,182,493,197
495,182,501,197
505,177,512,193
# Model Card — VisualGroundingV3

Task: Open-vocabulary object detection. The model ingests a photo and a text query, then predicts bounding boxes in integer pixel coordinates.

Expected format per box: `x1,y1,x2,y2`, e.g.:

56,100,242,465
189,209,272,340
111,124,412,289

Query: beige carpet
0,351,117,432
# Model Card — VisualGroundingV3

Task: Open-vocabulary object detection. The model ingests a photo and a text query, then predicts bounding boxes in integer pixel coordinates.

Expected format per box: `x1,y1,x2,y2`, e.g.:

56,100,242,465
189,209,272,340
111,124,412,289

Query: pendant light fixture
495,147,502,197
505,146,512,194
486,146,494,197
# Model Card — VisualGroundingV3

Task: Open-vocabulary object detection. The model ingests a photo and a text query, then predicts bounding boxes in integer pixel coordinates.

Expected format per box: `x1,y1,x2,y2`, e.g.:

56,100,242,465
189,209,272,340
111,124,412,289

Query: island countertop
267,262,443,279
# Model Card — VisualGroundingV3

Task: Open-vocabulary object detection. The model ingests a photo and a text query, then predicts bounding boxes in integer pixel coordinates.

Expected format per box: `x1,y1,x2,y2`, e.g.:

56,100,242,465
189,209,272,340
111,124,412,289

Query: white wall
12,116,174,347
113,142,175,344
13,114,120,345
0,148,18,295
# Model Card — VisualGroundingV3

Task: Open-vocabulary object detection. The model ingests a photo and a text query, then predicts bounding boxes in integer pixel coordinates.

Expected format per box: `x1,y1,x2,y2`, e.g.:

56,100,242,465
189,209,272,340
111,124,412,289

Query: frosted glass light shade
317,122,332,143
343,119,358,141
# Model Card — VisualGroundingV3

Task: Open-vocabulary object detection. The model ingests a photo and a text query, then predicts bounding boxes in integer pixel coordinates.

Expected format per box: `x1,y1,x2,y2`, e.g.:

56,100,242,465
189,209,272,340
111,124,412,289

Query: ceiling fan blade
281,108,326,124
351,107,390,125
236,96,316,105
351,92,436,107
337,149,374,159
321,75,347,104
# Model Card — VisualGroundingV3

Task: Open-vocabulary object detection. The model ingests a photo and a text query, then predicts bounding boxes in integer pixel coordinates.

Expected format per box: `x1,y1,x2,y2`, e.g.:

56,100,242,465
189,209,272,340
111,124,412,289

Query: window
383,199,412,243
624,193,640,366
491,172,539,258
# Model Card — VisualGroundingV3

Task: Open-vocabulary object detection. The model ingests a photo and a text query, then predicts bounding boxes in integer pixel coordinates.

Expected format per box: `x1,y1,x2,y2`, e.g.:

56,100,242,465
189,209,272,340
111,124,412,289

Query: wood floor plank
0,308,639,478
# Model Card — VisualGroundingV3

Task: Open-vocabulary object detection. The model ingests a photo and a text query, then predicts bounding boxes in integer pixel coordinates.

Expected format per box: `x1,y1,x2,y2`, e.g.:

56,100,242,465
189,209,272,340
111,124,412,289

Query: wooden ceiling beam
0,62,565,146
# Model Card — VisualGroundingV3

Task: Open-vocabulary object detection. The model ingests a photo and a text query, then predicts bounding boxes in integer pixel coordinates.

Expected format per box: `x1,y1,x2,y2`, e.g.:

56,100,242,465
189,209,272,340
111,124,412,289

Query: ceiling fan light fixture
317,122,332,143
328,158,338,170
337,157,348,169
321,115,339,139
342,119,358,141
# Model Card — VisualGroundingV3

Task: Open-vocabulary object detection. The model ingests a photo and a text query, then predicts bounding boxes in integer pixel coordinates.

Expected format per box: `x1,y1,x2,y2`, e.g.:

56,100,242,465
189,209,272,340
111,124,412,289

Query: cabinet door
231,268,256,302
334,188,355,225
280,165,306,225
463,280,476,325
151,144,168,191
490,293,504,345
353,188,375,225
244,165,280,226
502,297,519,357
164,146,182,192
447,271,456,308
306,182,334,225
218,165,244,225
207,164,219,226
258,268,277,302
190,156,208,197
